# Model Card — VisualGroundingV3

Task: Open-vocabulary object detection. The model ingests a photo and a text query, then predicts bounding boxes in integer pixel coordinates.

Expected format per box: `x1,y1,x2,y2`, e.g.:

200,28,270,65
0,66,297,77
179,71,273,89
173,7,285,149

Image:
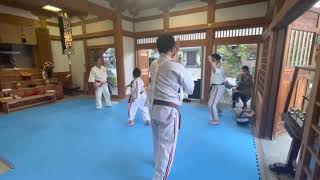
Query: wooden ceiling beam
264,0,319,37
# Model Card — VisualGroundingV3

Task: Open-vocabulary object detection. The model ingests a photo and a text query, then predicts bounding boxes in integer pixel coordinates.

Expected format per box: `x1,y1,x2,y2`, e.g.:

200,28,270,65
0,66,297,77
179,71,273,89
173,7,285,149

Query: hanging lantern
58,13,74,55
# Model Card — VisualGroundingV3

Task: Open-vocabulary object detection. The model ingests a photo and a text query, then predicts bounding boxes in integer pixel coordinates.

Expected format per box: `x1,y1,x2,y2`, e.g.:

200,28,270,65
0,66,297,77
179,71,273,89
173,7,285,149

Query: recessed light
42,5,62,12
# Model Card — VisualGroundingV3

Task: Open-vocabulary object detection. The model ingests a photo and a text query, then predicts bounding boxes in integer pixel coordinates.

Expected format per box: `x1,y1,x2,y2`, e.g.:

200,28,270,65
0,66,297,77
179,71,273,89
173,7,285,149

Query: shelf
9,99,55,113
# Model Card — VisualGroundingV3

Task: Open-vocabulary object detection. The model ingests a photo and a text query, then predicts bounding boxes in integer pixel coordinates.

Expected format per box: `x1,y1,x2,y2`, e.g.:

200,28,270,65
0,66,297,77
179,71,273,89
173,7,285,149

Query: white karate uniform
148,54,194,180
88,66,112,109
128,77,150,122
208,66,226,120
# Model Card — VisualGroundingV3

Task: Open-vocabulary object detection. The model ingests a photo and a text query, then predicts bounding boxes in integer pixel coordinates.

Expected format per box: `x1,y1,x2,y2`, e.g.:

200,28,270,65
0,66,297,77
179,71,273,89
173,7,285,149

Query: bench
0,92,56,113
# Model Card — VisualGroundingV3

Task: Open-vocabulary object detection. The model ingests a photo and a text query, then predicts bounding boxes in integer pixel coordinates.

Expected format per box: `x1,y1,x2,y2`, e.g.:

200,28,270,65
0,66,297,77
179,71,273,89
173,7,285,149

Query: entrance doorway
216,44,258,107
136,47,203,99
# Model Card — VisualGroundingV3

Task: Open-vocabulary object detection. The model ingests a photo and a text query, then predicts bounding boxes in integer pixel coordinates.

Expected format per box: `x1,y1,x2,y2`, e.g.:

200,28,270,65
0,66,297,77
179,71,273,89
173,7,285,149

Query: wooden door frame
136,45,205,100
214,42,260,105
84,44,115,94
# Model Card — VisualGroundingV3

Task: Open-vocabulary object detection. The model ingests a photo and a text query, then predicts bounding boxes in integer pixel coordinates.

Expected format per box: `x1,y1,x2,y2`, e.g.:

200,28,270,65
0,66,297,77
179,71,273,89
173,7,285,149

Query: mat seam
250,125,262,180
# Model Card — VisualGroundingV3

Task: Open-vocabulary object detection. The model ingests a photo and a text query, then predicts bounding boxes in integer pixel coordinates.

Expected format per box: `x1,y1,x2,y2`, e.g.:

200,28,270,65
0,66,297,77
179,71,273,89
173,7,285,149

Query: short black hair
156,34,176,54
242,66,249,71
133,68,141,78
211,53,222,63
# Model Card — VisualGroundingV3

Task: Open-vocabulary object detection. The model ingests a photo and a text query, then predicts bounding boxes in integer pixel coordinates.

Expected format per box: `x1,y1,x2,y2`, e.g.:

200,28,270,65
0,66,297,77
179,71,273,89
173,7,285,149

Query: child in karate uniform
127,68,151,126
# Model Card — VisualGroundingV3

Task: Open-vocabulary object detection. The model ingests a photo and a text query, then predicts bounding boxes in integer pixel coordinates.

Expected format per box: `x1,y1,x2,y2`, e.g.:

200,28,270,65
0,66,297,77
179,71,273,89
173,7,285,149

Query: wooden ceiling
107,0,203,15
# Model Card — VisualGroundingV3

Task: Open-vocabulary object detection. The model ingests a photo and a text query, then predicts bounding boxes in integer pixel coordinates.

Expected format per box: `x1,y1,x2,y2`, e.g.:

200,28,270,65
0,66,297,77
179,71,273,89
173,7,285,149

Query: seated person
232,66,253,109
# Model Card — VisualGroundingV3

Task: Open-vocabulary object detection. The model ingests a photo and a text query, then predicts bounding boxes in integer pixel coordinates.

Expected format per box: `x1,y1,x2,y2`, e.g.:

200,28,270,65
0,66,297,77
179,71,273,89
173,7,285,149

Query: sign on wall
58,13,74,55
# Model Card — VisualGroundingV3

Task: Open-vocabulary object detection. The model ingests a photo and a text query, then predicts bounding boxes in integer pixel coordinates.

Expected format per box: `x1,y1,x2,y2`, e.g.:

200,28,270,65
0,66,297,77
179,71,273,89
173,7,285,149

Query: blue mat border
250,125,261,180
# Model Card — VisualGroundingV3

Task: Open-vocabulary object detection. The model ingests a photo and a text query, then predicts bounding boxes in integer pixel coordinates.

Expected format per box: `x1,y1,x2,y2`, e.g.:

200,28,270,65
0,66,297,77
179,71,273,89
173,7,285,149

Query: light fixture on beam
42,5,62,12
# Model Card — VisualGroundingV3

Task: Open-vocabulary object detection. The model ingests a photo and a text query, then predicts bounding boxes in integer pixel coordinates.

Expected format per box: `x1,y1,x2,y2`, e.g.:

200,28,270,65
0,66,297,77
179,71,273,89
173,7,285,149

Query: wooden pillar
114,10,126,98
81,17,90,94
36,28,53,68
163,10,169,32
202,0,215,103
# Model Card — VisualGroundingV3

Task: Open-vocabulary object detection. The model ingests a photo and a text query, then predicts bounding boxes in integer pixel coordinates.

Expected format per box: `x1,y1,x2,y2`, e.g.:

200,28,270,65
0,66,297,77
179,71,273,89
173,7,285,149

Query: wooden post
163,10,169,32
202,0,215,103
114,10,126,98
81,17,90,94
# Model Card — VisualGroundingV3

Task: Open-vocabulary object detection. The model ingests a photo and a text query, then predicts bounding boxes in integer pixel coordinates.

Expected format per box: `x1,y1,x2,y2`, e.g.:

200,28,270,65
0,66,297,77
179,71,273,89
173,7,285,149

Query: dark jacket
236,74,253,97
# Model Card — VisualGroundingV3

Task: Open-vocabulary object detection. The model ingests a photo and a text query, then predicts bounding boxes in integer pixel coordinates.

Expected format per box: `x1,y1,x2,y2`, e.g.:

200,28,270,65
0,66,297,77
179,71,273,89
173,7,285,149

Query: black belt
212,83,224,86
209,83,225,93
153,99,181,129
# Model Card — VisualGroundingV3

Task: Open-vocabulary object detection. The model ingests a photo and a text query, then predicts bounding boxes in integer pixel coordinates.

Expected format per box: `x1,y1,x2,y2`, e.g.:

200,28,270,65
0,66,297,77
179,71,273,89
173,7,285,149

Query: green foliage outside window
217,45,250,77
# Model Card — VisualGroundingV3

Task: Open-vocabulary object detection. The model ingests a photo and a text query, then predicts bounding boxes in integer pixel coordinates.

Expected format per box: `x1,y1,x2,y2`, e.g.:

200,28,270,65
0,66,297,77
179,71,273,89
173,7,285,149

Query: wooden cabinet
0,23,37,45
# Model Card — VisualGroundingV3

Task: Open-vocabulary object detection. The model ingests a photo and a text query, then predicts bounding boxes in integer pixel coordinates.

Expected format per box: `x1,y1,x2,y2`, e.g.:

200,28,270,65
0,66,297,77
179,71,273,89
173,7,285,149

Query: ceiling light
42,5,62,12
314,1,320,8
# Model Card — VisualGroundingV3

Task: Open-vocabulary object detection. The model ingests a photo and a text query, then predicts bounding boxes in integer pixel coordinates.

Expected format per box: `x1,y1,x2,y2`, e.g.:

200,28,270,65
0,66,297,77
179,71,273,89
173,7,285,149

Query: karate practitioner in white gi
88,57,112,109
208,54,226,125
147,34,194,180
127,68,151,126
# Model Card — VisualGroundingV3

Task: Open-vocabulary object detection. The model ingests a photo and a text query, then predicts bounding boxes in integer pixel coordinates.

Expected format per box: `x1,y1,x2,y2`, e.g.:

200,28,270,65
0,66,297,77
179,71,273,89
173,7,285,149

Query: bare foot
209,120,220,125
128,120,135,126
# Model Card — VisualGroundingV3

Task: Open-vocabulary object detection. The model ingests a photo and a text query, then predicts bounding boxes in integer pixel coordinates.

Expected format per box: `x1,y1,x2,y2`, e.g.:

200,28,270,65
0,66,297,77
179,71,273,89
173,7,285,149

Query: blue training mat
0,98,260,180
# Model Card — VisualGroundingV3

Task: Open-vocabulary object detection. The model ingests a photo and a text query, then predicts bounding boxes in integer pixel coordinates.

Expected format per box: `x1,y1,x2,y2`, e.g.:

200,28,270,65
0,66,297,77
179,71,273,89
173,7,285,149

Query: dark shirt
236,74,253,97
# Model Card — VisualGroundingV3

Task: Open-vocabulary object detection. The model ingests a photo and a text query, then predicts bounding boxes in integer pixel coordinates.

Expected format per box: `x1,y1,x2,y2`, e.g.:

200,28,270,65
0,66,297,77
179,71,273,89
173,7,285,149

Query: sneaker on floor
128,120,135,126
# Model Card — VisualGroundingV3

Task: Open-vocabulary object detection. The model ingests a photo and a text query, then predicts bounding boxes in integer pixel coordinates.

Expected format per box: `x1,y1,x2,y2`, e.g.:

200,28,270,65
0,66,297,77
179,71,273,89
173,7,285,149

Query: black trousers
232,92,249,108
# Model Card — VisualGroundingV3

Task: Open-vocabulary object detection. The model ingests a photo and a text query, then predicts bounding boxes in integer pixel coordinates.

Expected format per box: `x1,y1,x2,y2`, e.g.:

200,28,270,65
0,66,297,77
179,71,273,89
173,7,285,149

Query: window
287,30,315,67
136,32,206,45
215,27,263,38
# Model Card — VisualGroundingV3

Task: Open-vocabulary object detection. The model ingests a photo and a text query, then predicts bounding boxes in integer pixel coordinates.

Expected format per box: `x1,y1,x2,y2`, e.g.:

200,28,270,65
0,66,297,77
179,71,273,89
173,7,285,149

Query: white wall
0,5,39,20
135,18,163,32
87,36,114,46
47,17,59,23
72,25,83,36
169,12,207,28
122,20,134,32
86,20,113,33
51,41,69,72
47,25,61,36
70,40,86,90
123,36,135,94
215,2,268,22
70,17,82,24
